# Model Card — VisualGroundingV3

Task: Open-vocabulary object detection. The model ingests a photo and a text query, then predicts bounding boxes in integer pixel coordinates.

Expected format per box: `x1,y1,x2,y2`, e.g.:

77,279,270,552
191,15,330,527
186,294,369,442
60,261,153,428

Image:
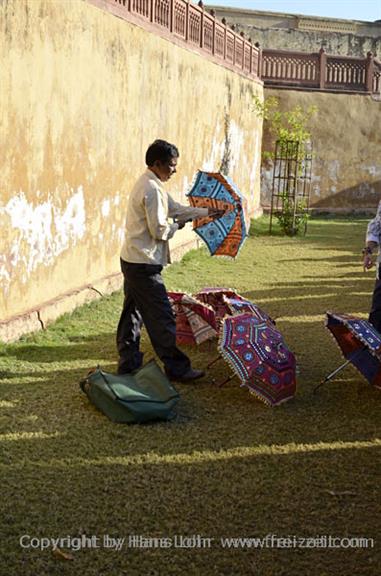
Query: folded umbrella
167,291,217,345
187,171,248,258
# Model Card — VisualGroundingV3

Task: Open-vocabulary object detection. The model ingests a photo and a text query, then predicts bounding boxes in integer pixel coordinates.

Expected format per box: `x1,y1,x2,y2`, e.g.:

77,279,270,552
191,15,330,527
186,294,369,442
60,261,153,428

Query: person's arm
144,187,178,241
167,194,208,221
168,194,226,222
363,217,380,271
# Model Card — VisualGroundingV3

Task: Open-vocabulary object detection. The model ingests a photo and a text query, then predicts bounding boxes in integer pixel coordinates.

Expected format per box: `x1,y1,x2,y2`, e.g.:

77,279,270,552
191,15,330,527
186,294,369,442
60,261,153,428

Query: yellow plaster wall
261,89,381,211
0,0,263,323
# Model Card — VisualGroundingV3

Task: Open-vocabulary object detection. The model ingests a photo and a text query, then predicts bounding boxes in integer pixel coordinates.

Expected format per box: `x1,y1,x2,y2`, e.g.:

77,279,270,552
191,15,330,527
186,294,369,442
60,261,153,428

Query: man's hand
363,253,374,271
362,242,378,272
174,217,192,230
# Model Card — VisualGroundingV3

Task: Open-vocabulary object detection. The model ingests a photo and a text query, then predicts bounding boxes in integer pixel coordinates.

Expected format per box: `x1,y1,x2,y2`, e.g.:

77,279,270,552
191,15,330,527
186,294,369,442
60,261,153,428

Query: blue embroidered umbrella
187,171,248,258
315,311,381,391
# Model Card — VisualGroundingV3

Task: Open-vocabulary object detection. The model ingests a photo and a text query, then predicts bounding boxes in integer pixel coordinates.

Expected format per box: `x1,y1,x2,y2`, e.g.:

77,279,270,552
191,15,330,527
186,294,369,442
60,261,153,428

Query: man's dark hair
145,139,179,166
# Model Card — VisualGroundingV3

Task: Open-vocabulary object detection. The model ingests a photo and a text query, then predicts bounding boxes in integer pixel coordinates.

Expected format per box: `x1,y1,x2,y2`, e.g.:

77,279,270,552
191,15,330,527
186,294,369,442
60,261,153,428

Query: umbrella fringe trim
246,381,296,406
246,386,273,407
196,287,245,297
326,311,381,360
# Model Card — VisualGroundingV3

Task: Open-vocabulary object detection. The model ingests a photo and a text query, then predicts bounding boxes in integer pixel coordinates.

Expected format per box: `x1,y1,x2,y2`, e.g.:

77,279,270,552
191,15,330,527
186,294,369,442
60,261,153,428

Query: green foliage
276,197,309,236
253,95,317,236
253,95,317,159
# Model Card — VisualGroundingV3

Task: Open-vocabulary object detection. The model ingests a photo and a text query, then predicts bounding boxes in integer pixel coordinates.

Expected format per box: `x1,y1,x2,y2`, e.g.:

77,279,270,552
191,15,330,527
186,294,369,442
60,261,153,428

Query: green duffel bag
80,359,180,423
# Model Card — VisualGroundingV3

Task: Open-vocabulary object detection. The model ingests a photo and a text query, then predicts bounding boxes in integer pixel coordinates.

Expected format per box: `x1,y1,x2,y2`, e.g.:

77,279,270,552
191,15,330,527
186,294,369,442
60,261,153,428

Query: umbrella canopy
223,295,275,325
194,287,246,330
187,171,248,258
324,311,381,389
219,313,296,406
168,291,217,345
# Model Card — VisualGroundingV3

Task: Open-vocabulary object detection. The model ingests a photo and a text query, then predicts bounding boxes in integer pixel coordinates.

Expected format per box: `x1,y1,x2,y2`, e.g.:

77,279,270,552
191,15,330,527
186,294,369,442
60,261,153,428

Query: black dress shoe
169,368,205,382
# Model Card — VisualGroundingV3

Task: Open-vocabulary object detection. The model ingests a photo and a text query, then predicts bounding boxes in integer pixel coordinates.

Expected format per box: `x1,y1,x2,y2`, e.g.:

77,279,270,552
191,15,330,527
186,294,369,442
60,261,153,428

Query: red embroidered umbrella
167,292,217,346
218,313,296,406
194,287,246,330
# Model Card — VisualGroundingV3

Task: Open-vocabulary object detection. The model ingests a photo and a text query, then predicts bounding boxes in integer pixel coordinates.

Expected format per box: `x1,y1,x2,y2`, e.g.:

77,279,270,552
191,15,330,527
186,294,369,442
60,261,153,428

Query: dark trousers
116,260,191,377
369,268,381,333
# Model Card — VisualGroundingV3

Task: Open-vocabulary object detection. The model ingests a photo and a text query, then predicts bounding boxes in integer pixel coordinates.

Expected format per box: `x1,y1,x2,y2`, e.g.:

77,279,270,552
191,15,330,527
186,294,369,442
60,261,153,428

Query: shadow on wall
312,180,381,212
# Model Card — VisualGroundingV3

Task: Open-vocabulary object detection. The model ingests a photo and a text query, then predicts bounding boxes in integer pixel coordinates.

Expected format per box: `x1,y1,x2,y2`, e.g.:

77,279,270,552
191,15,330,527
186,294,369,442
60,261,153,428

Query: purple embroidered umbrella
218,313,296,406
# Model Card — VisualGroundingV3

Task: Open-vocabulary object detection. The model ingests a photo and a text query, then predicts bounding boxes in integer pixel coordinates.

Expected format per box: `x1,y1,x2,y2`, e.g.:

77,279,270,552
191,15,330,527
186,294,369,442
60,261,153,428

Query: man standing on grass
117,139,223,381
363,199,381,332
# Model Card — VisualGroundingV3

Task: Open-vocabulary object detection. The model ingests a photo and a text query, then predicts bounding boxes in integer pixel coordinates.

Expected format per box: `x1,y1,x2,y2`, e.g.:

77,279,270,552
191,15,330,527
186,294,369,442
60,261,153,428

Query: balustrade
108,0,260,78
103,1,381,93
261,48,380,94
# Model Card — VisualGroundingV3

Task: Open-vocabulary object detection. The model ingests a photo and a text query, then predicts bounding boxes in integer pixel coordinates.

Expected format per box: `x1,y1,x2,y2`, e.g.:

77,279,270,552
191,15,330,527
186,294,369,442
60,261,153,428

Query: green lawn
0,217,380,576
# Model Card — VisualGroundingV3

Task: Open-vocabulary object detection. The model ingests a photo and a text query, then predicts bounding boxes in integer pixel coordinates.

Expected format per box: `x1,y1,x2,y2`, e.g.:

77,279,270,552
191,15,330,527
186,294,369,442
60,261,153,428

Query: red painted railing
262,48,381,94
94,1,381,94
108,0,261,78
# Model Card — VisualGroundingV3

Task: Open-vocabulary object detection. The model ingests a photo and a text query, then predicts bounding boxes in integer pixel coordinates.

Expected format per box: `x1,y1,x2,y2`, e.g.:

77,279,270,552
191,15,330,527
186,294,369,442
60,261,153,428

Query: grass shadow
1,217,380,575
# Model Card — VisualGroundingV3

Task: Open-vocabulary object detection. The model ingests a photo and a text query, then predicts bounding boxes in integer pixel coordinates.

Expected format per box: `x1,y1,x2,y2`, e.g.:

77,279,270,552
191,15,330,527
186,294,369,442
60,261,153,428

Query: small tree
253,95,317,235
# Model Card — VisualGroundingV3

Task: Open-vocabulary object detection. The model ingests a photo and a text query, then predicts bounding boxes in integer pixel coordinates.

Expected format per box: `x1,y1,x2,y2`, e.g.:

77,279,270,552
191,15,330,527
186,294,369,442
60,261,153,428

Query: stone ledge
0,311,42,343
0,217,260,343
0,273,123,343
0,241,199,343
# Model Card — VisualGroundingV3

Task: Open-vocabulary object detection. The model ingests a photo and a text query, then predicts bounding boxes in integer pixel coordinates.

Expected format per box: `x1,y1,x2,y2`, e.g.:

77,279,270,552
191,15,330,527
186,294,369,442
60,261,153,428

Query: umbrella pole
314,346,368,393
207,356,222,369
218,375,235,388
314,359,352,393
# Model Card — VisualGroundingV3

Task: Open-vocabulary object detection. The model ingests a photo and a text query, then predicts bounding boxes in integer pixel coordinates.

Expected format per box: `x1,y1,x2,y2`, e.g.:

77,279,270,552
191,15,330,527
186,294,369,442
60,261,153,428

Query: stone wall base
0,238,203,343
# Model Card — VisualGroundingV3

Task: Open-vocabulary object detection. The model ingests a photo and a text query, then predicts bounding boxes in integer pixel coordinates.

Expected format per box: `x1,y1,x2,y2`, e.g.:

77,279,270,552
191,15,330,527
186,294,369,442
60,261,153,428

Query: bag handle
98,367,179,404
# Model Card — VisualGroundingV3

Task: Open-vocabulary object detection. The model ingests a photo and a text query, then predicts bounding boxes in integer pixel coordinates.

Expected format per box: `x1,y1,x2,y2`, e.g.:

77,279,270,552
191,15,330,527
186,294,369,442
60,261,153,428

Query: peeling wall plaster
0,187,86,289
261,89,381,210
361,166,381,178
261,158,381,207
202,123,224,172
1,0,263,321
249,132,261,198
228,120,244,173
101,199,110,217
202,121,250,181
0,255,11,284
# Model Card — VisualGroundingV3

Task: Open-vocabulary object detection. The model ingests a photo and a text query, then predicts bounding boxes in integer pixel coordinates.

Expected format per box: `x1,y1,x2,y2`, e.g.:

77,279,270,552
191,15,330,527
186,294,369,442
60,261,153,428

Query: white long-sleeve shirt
120,169,208,265
366,200,381,246
366,201,381,277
